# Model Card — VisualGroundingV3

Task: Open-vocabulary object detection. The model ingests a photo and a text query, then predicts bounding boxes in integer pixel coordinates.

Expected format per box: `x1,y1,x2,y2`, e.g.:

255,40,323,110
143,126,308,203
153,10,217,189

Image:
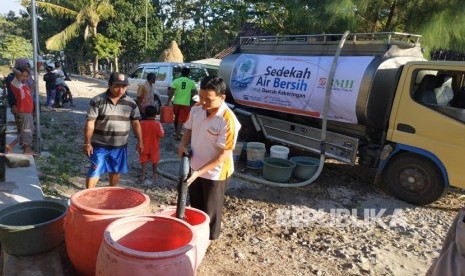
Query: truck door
386,64,465,204
128,67,144,91
128,66,158,92
155,65,170,98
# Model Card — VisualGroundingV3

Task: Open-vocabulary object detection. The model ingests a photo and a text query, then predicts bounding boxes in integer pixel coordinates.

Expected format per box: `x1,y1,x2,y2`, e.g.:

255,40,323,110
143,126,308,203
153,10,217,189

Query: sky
0,0,27,16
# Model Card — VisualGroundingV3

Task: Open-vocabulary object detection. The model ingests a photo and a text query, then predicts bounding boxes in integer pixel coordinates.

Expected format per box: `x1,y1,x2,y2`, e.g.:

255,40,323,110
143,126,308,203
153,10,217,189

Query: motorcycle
55,84,66,107
54,83,73,108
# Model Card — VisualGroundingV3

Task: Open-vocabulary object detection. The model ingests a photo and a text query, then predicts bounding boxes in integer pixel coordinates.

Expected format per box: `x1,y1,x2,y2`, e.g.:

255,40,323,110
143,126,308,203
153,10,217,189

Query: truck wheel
154,95,162,115
384,153,445,205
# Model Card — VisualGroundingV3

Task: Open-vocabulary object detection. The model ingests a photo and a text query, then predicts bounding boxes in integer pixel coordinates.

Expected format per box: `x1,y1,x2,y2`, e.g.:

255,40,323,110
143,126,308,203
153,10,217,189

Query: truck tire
384,153,445,205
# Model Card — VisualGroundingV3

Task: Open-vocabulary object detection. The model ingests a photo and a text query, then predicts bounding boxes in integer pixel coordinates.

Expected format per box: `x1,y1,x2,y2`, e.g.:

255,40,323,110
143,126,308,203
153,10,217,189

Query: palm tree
36,0,115,76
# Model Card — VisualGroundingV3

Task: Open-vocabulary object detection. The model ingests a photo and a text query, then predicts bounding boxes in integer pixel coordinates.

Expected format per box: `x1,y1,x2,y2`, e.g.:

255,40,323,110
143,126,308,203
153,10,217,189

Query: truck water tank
219,53,424,129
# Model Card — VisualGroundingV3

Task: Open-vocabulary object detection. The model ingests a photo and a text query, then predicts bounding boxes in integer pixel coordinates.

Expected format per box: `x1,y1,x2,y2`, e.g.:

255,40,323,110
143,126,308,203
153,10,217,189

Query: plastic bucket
65,187,150,276
160,106,174,123
290,156,319,180
270,145,289,159
233,142,244,162
0,200,68,256
155,206,210,269
96,215,196,276
246,142,266,169
262,157,296,183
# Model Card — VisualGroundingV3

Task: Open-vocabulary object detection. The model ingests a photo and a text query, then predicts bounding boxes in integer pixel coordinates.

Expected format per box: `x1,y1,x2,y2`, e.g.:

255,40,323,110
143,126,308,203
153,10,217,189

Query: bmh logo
275,207,408,229
317,78,355,91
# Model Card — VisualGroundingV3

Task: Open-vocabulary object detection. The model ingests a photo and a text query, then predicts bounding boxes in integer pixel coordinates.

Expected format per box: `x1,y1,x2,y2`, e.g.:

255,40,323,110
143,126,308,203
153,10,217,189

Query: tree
414,0,465,51
105,0,163,72
241,0,465,52
244,0,358,35
91,34,120,71
35,0,115,76
19,0,465,76
0,35,33,66
0,14,33,66
189,0,251,59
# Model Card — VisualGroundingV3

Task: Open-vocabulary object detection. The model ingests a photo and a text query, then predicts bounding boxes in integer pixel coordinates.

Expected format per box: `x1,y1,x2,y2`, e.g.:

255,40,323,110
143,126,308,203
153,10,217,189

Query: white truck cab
127,62,209,104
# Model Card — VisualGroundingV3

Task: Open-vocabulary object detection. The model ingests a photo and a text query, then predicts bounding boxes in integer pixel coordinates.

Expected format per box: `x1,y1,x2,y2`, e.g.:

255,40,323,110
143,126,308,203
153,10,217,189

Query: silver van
127,62,209,105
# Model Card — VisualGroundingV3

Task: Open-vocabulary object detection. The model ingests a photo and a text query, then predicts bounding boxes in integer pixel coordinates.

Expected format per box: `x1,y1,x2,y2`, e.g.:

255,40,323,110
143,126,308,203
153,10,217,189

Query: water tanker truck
218,32,465,205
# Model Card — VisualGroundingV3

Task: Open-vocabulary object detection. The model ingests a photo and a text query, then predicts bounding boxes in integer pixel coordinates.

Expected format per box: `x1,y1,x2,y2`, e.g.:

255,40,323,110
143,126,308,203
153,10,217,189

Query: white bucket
246,142,266,169
233,142,244,162
270,145,289,159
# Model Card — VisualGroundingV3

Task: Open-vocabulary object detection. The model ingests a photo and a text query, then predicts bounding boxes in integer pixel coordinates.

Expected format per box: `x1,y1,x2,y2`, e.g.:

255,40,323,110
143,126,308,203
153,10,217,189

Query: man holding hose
177,76,241,241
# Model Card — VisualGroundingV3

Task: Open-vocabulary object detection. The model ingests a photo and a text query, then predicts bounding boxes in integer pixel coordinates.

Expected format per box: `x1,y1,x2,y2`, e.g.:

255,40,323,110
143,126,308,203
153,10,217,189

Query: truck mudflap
256,114,359,164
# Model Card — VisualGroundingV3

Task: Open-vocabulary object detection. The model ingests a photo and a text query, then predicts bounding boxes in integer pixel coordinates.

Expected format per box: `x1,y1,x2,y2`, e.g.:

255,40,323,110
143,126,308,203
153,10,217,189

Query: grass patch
40,114,52,128
41,132,52,140
50,145,70,157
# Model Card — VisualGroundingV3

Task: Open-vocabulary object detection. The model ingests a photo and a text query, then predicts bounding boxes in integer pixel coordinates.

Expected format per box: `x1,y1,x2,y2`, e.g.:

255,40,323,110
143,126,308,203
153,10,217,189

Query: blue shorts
87,146,128,178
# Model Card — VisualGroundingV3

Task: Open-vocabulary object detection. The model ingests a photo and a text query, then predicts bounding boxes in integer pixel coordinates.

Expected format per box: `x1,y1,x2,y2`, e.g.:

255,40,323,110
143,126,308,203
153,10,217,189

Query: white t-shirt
53,69,66,85
184,102,241,180
137,81,156,112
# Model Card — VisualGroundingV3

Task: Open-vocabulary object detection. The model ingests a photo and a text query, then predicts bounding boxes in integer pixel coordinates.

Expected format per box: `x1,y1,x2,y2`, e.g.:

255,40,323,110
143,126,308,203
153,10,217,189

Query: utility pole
145,0,148,58
31,0,41,154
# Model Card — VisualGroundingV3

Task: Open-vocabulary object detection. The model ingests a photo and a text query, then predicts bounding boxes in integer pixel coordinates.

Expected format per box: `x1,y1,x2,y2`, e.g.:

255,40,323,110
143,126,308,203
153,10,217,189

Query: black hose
176,153,191,220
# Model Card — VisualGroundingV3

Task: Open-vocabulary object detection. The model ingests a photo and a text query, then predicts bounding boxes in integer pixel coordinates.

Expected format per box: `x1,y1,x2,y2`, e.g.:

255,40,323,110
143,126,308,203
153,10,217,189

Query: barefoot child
139,105,164,186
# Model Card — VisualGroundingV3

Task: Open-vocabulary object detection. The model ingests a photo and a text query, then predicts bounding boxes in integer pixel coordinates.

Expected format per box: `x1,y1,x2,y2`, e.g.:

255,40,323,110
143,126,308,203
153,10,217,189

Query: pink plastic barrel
155,206,210,268
64,187,150,276
96,215,197,276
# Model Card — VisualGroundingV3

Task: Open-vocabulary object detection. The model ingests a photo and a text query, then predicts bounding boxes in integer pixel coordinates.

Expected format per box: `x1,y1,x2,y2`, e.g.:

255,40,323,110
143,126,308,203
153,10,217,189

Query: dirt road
35,74,463,275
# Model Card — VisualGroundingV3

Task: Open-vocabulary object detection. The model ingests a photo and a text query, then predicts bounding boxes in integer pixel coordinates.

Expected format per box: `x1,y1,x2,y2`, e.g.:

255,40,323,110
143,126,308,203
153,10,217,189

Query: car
127,62,210,108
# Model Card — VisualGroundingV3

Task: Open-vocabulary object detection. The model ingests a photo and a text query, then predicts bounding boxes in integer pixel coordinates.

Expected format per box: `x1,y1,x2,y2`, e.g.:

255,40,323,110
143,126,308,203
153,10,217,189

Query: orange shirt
140,120,164,158
10,78,33,113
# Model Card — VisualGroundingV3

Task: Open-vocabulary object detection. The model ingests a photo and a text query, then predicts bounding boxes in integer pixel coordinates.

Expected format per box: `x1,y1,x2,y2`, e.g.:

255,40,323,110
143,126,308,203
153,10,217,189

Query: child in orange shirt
139,105,164,186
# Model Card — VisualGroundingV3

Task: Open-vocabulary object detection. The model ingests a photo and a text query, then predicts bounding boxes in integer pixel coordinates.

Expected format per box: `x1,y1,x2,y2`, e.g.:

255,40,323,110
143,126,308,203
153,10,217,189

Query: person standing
4,59,33,153
54,61,74,106
83,72,143,189
43,65,58,110
177,76,241,241
166,67,196,140
136,72,160,118
5,58,31,116
139,105,164,185
7,67,35,155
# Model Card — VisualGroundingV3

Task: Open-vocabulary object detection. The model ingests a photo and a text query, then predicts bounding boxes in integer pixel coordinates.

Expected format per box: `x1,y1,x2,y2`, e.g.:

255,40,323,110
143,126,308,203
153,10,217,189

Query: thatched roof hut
158,41,184,62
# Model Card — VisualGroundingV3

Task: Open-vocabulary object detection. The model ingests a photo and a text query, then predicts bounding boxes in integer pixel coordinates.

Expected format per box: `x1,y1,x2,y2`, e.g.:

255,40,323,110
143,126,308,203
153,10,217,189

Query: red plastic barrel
96,215,197,276
64,187,150,276
160,106,174,123
156,206,210,268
